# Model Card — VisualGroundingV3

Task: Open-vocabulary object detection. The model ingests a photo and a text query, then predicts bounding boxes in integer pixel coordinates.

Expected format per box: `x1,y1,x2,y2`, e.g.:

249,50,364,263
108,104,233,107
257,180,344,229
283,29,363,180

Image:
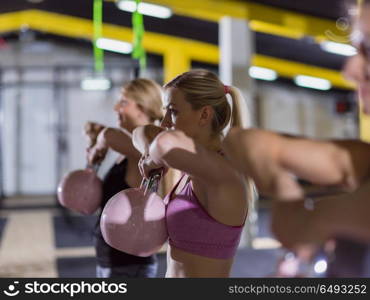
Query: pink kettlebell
57,164,102,215
100,170,167,257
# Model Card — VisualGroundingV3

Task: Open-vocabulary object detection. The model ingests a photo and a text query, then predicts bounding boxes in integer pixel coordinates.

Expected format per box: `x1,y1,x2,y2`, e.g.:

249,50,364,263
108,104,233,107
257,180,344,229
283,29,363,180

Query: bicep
280,138,370,187
102,128,141,159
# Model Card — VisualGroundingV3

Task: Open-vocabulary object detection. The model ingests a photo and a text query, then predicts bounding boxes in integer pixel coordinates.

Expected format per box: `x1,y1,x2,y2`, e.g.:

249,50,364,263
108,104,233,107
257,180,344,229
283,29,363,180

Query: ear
199,106,214,126
136,103,147,117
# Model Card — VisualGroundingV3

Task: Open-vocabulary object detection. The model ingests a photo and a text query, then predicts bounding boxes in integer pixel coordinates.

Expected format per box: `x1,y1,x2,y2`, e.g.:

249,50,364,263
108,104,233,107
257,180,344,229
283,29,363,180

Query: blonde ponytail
228,86,251,129
227,86,256,240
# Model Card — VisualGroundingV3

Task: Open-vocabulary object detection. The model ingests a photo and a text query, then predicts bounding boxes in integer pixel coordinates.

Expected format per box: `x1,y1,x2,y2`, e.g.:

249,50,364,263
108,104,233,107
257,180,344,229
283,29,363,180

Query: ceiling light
116,0,172,19
249,66,278,81
96,38,133,54
320,41,357,56
81,76,112,91
294,75,332,91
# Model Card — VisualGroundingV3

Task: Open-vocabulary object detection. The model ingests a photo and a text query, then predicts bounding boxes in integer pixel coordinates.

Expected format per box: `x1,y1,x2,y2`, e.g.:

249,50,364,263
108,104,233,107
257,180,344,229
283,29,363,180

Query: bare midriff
165,244,234,278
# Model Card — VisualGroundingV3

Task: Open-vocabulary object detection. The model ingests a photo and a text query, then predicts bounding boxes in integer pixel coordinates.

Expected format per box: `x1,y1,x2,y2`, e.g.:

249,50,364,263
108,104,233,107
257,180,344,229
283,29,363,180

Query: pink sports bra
165,176,245,259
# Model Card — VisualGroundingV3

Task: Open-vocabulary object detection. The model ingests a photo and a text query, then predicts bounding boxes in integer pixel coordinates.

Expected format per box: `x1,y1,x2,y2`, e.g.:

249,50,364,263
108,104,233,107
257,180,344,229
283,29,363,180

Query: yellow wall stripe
359,102,370,142
0,11,27,33
24,10,219,64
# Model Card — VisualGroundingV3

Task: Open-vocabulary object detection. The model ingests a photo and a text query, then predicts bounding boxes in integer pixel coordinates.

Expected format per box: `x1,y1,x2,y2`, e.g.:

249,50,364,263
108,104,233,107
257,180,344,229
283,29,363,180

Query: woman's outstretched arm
223,128,370,200
88,127,141,165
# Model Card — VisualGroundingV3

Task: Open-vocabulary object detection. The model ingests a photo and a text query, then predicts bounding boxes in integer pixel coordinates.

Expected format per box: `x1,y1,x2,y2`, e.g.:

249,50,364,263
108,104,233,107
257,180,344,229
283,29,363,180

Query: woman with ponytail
132,69,252,277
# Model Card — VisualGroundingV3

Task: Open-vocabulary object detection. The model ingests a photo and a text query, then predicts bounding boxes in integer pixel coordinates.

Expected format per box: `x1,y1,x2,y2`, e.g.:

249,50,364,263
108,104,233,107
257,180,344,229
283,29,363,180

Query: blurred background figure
85,78,163,278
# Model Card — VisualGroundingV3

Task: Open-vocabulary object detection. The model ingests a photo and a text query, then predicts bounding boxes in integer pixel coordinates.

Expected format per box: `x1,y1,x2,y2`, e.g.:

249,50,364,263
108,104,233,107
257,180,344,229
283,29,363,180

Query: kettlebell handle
140,169,163,195
86,162,101,173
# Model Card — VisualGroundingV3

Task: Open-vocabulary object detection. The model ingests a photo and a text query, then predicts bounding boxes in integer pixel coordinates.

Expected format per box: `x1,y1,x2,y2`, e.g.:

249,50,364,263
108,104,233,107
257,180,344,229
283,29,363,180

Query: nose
343,54,367,84
160,110,173,128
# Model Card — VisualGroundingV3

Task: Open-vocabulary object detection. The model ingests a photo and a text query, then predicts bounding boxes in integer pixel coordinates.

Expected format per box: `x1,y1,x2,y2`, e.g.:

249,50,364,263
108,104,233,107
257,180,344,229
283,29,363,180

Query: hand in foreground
84,121,105,148
138,154,167,179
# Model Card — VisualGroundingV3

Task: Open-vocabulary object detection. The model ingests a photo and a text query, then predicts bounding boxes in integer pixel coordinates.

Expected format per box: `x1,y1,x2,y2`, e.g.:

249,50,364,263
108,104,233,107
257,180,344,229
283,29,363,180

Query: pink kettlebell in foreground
57,164,102,215
100,171,168,257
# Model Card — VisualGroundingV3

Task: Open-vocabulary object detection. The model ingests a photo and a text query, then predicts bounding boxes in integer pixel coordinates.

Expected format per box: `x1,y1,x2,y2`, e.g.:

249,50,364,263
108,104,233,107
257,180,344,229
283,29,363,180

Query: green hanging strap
93,0,104,74
132,0,147,71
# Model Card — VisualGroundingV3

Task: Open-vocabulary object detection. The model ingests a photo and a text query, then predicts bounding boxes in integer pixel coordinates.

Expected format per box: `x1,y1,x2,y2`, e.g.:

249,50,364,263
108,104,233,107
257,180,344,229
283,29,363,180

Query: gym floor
0,197,282,278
